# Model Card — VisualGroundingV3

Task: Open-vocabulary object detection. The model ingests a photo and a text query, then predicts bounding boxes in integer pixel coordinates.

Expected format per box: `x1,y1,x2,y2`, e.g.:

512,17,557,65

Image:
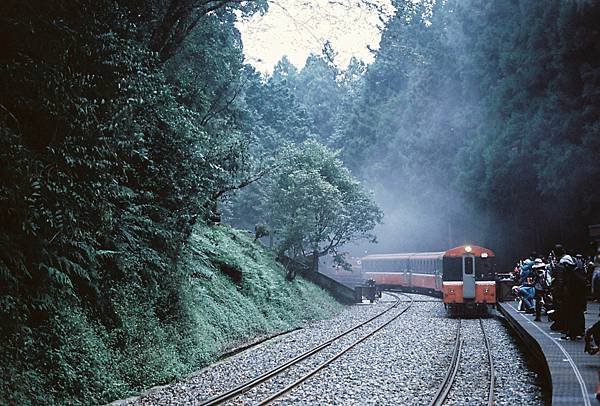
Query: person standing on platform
532,259,547,322
550,245,568,332
592,248,600,306
562,251,586,339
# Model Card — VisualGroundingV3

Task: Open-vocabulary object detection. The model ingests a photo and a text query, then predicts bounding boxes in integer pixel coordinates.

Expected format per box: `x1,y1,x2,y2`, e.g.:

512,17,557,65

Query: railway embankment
2,225,342,405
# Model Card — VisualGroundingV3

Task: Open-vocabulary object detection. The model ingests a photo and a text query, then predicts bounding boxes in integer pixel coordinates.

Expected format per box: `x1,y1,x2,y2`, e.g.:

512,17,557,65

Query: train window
464,257,473,274
482,258,490,270
481,257,492,277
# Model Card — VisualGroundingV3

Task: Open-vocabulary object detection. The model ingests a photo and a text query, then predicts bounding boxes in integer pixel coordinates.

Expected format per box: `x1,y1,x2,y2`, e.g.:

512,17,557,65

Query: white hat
559,255,575,266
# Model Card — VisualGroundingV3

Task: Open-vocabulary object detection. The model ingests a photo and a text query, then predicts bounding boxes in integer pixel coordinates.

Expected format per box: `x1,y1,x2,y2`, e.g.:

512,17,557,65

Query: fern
55,256,90,282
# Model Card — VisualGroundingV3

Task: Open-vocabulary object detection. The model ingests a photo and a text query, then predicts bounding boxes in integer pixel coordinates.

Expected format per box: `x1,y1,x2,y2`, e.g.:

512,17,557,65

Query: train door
435,258,442,291
462,255,476,299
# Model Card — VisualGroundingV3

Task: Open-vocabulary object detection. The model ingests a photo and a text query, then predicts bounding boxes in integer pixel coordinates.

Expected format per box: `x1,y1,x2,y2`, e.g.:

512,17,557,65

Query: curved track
480,318,495,406
430,318,495,406
200,292,413,406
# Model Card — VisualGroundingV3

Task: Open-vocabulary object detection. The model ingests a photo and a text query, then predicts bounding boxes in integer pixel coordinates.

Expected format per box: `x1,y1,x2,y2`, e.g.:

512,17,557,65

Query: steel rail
430,318,463,406
479,318,495,406
258,293,415,405
199,292,405,406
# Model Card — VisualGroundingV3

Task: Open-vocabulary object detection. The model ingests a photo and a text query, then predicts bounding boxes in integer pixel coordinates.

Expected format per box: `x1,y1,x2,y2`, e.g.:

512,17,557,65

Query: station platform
498,300,600,405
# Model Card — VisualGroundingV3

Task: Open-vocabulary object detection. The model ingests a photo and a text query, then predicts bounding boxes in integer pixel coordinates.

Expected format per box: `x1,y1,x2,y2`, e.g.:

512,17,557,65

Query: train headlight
481,252,488,258
465,245,472,253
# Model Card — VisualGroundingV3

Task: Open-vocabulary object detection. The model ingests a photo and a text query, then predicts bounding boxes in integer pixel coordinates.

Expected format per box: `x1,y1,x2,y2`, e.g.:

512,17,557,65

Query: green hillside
1,225,342,405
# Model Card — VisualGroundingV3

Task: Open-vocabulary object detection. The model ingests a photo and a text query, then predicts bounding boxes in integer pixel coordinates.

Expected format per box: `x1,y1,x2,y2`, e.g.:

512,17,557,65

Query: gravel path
124,296,544,406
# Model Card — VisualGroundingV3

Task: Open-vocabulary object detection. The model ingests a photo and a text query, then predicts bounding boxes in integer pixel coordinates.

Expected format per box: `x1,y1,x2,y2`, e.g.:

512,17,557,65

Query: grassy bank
0,225,342,405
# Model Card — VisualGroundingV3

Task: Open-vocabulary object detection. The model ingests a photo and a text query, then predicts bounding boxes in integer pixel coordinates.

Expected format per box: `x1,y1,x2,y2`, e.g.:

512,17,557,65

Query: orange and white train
361,245,496,312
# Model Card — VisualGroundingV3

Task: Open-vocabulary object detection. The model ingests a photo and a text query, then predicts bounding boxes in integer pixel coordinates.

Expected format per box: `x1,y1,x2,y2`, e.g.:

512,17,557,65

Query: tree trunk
311,250,319,272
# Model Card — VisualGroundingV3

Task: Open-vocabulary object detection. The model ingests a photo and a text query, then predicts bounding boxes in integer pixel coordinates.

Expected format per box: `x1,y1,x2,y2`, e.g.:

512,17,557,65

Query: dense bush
0,225,341,404
0,1,354,403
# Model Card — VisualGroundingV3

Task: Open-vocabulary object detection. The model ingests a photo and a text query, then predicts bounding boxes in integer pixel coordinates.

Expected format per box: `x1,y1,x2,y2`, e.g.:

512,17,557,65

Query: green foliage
0,1,342,404
336,0,600,257
455,0,600,251
289,52,345,142
0,226,341,404
267,141,382,266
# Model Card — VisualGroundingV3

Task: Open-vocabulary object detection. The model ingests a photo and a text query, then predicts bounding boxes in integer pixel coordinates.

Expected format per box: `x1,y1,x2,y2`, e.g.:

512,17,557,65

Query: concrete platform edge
498,302,594,406
497,302,552,404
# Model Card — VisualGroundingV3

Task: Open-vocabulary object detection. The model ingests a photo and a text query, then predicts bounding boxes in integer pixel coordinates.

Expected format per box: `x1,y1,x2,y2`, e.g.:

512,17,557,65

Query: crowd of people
511,244,600,355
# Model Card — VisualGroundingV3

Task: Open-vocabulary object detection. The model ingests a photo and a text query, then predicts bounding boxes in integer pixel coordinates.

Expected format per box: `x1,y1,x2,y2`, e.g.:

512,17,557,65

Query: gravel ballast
443,319,490,406
125,294,543,405
129,293,405,405
482,317,544,405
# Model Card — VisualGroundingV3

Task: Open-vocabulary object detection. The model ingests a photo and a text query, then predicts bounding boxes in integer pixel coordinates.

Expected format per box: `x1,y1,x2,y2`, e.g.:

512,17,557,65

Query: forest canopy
332,0,600,259
0,0,379,402
1,0,599,403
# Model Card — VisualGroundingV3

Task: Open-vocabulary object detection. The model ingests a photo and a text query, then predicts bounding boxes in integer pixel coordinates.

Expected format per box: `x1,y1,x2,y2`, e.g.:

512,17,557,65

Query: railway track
430,318,495,406
199,292,413,405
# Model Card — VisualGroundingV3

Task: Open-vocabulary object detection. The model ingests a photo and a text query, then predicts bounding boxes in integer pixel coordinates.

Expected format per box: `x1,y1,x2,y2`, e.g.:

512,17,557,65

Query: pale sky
236,0,395,75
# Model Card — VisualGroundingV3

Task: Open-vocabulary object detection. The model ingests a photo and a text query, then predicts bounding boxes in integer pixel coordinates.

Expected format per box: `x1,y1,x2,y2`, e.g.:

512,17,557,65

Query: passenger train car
361,245,496,312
